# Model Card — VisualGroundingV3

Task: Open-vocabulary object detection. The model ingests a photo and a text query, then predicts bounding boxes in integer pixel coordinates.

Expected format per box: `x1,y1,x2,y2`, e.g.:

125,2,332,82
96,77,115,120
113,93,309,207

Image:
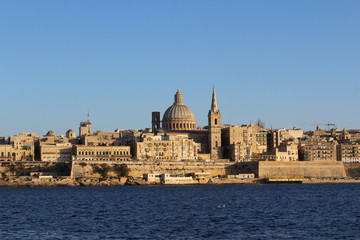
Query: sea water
0,184,359,239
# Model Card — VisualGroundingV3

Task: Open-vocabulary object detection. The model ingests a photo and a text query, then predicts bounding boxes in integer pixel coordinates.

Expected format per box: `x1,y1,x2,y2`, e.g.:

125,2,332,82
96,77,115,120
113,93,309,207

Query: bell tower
79,112,92,136
208,86,222,159
152,112,160,134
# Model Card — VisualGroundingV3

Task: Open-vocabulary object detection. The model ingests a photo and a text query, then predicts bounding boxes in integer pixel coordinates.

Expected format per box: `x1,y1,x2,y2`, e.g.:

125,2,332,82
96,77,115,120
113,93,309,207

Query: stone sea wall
257,161,347,178
71,160,233,178
344,163,360,178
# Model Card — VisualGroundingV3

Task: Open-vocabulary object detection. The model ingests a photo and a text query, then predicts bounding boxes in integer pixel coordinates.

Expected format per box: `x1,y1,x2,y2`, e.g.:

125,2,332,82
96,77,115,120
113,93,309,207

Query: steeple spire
211,86,218,112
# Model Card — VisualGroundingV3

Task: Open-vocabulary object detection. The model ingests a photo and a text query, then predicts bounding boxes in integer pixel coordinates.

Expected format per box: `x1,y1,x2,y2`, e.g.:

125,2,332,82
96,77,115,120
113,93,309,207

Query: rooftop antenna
87,111,90,124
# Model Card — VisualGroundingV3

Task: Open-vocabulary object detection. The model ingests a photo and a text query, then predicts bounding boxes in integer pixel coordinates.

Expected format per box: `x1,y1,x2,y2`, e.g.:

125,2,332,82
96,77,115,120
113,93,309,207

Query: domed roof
66,129,75,133
163,104,196,121
46,130,56,136
162,88,196,122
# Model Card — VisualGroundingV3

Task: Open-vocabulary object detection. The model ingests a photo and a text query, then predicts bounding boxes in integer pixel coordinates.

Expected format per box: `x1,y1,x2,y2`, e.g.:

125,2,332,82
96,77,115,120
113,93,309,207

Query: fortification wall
258,161,346,178
71,160,232,179
344,163,360,178
0,161,71,177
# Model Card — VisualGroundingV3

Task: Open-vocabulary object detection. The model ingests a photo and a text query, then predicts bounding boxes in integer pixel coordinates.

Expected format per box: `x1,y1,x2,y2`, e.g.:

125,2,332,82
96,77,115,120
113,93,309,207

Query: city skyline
1,1,360,136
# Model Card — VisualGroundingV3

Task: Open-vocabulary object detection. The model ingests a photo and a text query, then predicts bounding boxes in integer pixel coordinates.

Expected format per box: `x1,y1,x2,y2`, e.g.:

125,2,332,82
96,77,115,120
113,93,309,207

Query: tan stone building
222,124,268,161
337,143,360,162
9,132,36,161
73,145,131,161
79,112,92,136
261,140,299,162
40,143,73,162
81,131,122,146
135,133,198,161
299,137,337,161
0,144,13,161
267,128,303,152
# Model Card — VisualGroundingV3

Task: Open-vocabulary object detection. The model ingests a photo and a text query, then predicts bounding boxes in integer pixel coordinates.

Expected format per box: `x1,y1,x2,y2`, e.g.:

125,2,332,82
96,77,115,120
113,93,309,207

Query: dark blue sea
1,184,360,240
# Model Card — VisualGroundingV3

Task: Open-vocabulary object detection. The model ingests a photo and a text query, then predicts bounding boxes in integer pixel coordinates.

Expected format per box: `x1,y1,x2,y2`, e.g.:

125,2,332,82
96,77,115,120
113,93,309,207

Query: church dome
46,130,56,137
163,105,196,122
66,129,76,138
162,88,196,131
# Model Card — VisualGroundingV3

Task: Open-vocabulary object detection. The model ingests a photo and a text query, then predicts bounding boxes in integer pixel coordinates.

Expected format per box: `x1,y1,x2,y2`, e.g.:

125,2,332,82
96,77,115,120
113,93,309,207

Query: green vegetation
99,163,111,178
117,164,130,177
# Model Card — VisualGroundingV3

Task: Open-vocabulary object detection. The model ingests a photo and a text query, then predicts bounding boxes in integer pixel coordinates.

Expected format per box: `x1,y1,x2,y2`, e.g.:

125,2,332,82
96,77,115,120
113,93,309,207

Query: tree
118,164,130,177
99,163,111,178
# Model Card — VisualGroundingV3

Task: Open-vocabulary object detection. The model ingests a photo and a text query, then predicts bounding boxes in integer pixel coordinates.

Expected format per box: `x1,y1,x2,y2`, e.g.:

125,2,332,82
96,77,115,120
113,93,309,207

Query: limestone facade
222,124,268,161
9,133,36,161
0,145,13,161
135,134,198,161
40,143,73,162
81,131,121,146
73,145,131,161
299,137,337,161
79,113,92,136
261,140,299,162
337,143,360,162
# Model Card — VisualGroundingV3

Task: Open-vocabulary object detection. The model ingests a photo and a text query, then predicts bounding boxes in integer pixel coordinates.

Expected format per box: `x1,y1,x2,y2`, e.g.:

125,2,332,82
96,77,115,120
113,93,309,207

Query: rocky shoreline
1,176,360,188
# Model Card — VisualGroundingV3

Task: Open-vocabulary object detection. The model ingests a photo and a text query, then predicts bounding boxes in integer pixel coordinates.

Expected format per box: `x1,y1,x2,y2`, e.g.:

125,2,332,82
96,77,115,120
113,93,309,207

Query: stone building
135,133,198,161
40,143,73,162
79,112,92,136
222,124,268,161
9,132,36,161
73,145,131,161
262,140,299,162
299,137,337,161
267,128,303,152
337,143,360,162
0,144,13,161
80,131,122,146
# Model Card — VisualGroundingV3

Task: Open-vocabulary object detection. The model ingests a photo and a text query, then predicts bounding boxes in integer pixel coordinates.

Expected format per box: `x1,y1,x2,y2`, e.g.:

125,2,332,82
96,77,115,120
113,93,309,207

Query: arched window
180,123,182,128
215,141,218,147
173,123,175,129
176,123,179,129
215,118,218,125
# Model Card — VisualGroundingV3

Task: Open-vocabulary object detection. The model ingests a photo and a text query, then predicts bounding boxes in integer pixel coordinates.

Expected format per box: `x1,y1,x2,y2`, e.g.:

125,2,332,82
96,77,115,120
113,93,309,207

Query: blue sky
1,1,359,137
